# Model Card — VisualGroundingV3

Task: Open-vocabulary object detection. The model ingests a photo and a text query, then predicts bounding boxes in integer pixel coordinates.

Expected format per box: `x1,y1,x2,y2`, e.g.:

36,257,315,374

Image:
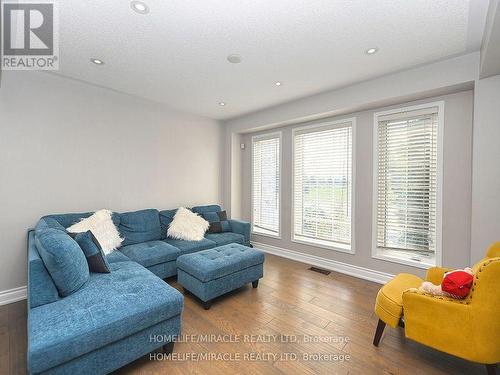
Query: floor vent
309,266,331,275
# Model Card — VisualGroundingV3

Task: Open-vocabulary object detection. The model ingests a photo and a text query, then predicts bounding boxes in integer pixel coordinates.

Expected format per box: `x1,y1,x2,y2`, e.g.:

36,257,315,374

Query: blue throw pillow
73,231,111,273
203,210,231,233
35,229,89,297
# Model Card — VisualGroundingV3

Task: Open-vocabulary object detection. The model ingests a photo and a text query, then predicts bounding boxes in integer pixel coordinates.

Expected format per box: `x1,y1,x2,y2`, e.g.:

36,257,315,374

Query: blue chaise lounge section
28,204,250,374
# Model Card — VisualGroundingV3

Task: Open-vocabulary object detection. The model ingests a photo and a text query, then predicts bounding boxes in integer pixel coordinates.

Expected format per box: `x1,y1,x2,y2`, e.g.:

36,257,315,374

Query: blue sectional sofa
28,205,250,374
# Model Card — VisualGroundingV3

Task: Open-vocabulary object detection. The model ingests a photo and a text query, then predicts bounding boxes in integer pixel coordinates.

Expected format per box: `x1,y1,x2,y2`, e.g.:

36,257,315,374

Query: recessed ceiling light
227,54,242,64
131,1,149,14
90,58,104,65
275,81,282,86
365,47,378,55
219,102,226,106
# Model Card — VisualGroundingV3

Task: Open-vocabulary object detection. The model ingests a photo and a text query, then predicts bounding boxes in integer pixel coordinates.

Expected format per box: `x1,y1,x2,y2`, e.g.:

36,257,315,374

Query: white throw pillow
167,207,209,241
67,209,123,254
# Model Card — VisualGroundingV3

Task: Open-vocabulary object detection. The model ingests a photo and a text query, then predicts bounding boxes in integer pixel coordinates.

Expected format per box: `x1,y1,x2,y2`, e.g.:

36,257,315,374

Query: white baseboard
0,286,27,306
252,241,394,284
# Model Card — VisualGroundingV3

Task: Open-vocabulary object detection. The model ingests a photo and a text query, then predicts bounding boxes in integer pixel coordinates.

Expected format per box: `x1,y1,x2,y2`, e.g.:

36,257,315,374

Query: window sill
251,229,281,240
372,249,436,269
292,236,354,254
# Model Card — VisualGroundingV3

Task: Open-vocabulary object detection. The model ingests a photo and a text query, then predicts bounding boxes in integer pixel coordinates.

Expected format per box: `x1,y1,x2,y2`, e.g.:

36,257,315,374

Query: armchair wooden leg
373,319,386,347
486,364,497,375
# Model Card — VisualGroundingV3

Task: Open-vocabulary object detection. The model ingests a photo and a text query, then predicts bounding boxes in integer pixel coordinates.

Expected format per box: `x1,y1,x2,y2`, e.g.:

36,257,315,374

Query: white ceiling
56,0,489,119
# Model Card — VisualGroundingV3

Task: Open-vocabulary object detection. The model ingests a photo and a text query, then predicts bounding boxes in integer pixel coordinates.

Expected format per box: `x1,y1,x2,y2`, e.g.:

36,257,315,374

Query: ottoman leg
373,319,386,347
252,280,259,288
202,300,212,310
162,341,175,354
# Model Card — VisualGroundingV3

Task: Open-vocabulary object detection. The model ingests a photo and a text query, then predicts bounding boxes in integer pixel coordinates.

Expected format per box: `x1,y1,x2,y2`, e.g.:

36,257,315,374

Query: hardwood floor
0,298,27,375
1,254,486,374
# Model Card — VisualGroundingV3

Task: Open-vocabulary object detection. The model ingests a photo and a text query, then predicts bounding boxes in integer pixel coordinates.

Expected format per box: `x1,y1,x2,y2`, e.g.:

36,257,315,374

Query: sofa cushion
176,244,265,282
147,261,178,279
191,204,221,214
43,212,121,230
73,231,111,273
120,240,180,268
28,231,60,308
119,209,162,246
35,229,90,297
159,208,177,238
205,232,246,246
28,260,184,374
164,237,216,255
35,217,66,232
106,250,131,264
42,212,94,228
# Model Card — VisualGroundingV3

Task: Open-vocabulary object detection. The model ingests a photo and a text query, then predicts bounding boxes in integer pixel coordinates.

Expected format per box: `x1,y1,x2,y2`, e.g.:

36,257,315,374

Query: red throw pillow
441,271,474,298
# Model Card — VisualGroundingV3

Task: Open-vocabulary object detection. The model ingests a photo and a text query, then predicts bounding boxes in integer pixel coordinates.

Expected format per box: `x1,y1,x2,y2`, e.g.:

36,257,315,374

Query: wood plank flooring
0,297,26,375
0,254,485,374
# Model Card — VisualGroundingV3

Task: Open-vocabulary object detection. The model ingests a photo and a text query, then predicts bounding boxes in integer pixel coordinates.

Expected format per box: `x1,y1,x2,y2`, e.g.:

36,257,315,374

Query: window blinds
376,108,438,254
252,135,280,236
293,122,352,249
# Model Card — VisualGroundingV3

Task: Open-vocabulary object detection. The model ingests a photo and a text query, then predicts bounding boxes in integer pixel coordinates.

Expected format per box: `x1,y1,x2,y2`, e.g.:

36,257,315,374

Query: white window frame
251,131,282,239
291,118,356,254
372,101,444,269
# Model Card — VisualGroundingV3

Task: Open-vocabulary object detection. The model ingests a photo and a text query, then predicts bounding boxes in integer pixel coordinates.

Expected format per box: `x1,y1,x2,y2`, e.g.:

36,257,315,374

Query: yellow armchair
374,242,500,374
424,265,452,285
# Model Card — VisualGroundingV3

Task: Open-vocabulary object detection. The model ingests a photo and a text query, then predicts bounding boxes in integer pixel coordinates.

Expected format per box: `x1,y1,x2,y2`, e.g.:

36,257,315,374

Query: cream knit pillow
167,207,209,241
67,209,123,254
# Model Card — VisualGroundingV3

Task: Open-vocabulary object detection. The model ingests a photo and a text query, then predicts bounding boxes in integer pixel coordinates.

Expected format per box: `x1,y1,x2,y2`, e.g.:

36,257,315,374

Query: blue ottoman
176,243,264,309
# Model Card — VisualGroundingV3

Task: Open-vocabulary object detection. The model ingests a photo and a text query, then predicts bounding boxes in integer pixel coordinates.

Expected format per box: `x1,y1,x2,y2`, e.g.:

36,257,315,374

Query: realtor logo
1,0,59,70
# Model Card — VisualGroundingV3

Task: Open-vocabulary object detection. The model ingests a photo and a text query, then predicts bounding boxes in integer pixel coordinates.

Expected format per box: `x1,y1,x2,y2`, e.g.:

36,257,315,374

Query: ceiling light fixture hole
227,54,242,64
90,58,104,65
131,1,149,14
366,47,378,55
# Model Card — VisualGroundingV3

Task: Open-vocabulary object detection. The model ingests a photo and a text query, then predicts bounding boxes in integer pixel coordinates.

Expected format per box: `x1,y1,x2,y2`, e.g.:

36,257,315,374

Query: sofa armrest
425,267,452,285
228,219,250,245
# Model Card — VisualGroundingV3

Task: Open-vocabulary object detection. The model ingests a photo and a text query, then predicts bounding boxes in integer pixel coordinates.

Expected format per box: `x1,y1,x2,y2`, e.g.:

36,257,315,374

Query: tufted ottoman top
176,243,264,282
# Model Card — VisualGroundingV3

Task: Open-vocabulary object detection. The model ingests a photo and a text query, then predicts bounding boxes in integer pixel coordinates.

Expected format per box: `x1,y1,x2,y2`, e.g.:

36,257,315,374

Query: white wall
471,74,500,262
223,55,480,280
223,53,478,215
240,91,473,277
230,133,243,218
225,53,478,132
0,72,223,293
480,0,500,78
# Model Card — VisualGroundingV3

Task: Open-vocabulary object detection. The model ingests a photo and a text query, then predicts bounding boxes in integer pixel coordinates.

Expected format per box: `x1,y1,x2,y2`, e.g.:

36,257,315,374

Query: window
373,103,443,267
252,133,281,237
293,119,354,252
